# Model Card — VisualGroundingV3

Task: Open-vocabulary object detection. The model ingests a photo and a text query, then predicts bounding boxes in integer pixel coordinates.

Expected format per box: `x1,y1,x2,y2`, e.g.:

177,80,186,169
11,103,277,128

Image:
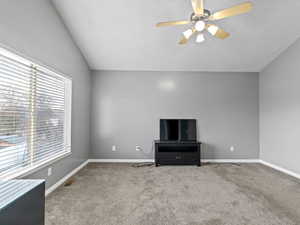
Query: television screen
180,119,197,141
160,120,179,141
160,119,197,141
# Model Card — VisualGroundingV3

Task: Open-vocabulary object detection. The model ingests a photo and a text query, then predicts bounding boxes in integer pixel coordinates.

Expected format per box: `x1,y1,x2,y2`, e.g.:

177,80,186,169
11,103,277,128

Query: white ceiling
52,0,300,72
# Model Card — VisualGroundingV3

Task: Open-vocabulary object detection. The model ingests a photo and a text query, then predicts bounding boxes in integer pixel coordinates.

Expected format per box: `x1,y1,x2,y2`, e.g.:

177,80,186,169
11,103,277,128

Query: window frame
0,47,72,180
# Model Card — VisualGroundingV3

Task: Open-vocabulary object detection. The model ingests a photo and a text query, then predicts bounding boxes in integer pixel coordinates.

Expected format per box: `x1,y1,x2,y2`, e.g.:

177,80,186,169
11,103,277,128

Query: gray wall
0,0,91,189
260,38,300,174
91,71,259,160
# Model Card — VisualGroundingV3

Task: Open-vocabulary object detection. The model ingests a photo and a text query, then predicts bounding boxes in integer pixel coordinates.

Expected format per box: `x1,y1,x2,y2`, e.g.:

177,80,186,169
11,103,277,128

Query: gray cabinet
0,180,45,225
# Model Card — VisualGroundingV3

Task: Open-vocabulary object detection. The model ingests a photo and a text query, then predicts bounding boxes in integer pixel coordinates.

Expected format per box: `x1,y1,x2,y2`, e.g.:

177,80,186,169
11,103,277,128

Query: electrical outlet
112,145,117,151
136,146,141,151
230,146,235,152
48,167,52,177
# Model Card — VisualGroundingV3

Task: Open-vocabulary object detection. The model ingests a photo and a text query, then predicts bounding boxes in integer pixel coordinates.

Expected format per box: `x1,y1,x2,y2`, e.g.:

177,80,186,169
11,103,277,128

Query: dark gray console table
0,180,45,225
155,140,201,167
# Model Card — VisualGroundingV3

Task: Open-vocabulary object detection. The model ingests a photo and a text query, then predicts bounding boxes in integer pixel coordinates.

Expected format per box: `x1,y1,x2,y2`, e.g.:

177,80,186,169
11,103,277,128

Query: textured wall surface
91,71,259,160
260,38,300,174
0,0,91,188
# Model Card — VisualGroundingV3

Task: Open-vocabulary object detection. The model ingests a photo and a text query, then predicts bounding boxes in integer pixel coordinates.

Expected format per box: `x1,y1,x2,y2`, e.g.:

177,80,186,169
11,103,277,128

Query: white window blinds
0,48,72,179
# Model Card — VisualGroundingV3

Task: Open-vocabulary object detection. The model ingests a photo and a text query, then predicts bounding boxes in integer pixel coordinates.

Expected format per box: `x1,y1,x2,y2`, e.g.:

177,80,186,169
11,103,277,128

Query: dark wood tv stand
155,140,201,167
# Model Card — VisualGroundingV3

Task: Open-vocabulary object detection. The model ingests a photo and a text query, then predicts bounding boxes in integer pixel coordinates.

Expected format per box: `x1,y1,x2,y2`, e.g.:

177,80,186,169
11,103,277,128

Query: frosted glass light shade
183,29,193,39
207,25,219,35
196,33,205,43
195,21,206,32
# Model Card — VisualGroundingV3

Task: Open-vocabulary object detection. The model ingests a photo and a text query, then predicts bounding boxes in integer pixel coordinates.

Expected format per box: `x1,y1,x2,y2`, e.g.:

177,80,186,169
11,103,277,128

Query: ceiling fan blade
209,2,253,21
179,37,189,45
179,28,197,45
156,20,190,27
191,0,204,16
206,24,230,39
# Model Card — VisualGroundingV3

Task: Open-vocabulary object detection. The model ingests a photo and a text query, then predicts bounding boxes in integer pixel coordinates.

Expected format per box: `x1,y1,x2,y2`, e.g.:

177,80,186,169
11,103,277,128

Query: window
0,47,72,179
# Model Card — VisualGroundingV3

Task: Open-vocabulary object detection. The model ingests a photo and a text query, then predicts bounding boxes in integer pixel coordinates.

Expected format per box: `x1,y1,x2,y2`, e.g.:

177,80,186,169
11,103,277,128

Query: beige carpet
46,163,300,225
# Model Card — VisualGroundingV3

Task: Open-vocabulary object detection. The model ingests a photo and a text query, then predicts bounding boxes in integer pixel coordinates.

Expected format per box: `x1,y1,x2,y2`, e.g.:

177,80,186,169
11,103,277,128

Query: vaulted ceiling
52,0,300,72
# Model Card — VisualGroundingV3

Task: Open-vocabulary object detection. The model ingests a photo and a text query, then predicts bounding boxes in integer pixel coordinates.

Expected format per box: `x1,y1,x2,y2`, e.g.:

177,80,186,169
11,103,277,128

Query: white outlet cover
230,146,235,152
112,145,116,151
136,146,141,151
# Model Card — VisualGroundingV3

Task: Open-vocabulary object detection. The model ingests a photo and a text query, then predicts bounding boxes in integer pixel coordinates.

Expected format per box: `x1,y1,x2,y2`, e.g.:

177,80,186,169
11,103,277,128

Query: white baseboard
88,158,260,163
202,159,260,163
260,160,300,180
88,159,155,163
45,160,89,196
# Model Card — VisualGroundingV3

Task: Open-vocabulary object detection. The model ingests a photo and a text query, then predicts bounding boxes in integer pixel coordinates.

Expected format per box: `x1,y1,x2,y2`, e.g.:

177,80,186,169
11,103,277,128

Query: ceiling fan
156,0,253,44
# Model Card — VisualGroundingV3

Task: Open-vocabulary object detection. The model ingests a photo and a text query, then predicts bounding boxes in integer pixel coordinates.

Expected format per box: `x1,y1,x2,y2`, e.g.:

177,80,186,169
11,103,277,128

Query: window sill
2,151,72,181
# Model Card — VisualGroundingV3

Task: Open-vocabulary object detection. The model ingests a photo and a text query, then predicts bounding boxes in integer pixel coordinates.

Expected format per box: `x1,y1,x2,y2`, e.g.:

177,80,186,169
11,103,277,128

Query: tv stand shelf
155,141,201,167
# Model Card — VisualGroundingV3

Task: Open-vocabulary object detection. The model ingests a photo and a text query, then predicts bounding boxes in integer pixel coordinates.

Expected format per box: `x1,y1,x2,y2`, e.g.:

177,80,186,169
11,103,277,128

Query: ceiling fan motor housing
190,9,211,22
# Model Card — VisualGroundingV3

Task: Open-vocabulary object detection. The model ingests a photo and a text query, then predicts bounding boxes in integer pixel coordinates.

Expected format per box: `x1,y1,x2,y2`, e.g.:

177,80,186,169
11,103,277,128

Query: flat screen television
160,119,197,142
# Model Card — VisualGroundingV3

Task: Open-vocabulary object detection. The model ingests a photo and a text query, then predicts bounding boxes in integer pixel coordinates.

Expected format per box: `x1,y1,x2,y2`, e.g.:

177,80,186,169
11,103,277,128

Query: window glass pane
0,48,72,179
0,55,31,176
33,70,66,163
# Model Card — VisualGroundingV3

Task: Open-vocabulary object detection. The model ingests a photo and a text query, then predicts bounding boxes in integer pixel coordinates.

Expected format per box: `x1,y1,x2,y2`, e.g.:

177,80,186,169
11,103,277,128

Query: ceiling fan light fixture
195,20,206,32
156,0,253,44
183,29,193,39
207,25,219,35
196,33,205,43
